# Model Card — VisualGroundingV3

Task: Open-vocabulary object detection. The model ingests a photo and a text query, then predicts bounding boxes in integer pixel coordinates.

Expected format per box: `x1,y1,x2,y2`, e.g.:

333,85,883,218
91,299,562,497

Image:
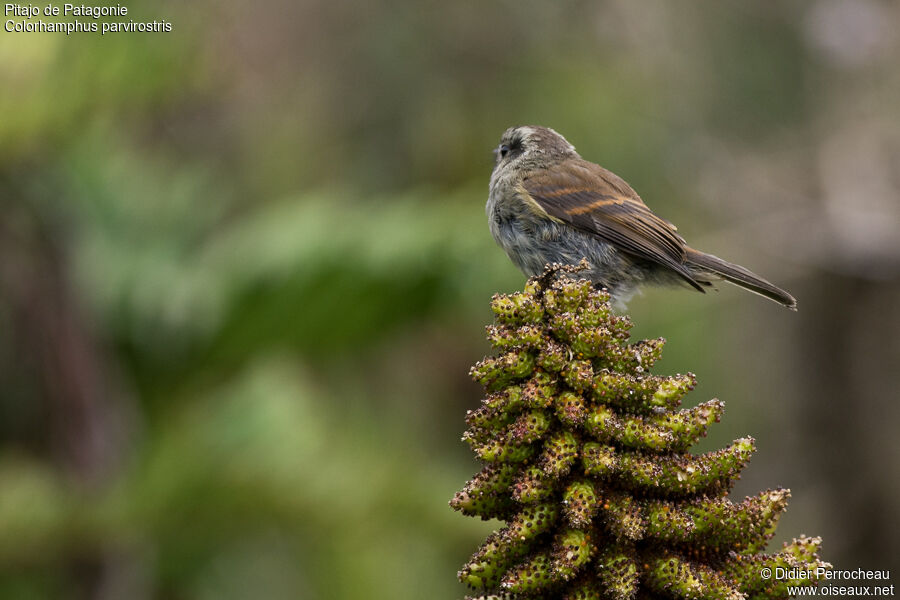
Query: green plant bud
450,491,516,521
563,359,594,392
463,504,558,587
461,424,490,448
610,314,633,339
548,311,583,343
583,397,719,454
562,479,599,527
451,463,518,518
561,579,604,600
681,490,789,554
543,278,593,314
619,415,676,451
581,442,618,477
595,548,641,600
520,373,558,409
500,550,555,594
616,438,755,496
466,393,523,431
723,537,829,596
507,409,552,445
645,554,743,600
600,492,645,540
491,292,544,325
782,535,825,563
650,399,724,452
740,488,790,553
611,337,666,373
523,278,542,297
487,324,544,350
507,502,560,541
552,529,594,580
584,404,617,442
474,436,535,464
537,339,568,373
465,405,503,431
585,405,677,452
465,404,537,446
459,532,517,589
570,327,616,359
555,391,588,427
471,351,536,390
644,500,696,543
652,373,696,409
481,385,523,414
592,372,690,414
574,295,611,329
511,465,555,503
539,430,579,479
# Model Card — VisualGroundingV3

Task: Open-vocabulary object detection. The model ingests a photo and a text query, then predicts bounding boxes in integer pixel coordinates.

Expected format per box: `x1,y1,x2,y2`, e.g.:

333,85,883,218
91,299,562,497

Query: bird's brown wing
523,158,703,290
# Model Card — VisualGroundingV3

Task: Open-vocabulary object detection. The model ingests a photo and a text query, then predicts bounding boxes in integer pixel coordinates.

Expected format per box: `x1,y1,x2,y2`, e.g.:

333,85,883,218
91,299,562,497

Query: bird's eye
499,144,510,158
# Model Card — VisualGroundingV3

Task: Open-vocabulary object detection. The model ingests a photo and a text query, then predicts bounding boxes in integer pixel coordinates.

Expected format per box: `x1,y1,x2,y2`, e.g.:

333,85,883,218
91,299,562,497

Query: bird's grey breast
486,167,527,242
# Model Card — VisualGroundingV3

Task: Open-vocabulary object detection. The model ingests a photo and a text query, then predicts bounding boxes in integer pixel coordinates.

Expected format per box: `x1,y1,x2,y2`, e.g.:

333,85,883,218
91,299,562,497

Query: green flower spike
453,262,829,600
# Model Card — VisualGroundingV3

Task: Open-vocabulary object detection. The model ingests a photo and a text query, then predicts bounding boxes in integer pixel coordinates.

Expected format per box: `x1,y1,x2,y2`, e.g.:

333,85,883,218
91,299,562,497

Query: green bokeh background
1,1,899,598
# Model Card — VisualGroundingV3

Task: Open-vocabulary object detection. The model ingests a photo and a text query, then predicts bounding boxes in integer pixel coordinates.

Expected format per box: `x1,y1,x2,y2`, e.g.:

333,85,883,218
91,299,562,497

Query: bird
487,125,797,309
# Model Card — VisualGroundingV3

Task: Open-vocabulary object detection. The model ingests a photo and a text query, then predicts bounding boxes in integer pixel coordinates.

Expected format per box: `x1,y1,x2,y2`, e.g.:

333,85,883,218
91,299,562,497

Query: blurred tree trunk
796,272,900,568
0,191,145,600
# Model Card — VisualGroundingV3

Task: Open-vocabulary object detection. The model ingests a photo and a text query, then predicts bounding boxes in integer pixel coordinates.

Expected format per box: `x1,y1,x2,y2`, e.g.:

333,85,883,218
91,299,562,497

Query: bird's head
492,126,579,172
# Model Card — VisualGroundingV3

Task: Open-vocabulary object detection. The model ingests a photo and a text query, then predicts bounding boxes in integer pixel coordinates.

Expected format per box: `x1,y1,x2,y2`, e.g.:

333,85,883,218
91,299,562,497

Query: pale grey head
492,126,579,175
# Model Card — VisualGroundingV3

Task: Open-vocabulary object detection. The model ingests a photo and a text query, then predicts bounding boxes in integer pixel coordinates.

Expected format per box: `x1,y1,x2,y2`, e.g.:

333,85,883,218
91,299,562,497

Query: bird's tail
685,247,797,310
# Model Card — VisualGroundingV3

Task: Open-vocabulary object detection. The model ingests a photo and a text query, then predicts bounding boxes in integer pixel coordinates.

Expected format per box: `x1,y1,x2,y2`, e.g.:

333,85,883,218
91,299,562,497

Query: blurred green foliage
1,1,899,598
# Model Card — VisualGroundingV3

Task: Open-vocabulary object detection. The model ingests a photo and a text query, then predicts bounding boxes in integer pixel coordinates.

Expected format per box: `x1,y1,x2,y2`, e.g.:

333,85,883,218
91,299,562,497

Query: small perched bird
487,125,797,309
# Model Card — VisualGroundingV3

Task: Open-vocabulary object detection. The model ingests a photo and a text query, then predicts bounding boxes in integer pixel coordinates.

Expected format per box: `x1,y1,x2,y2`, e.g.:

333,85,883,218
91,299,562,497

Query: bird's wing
522,159,702,290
